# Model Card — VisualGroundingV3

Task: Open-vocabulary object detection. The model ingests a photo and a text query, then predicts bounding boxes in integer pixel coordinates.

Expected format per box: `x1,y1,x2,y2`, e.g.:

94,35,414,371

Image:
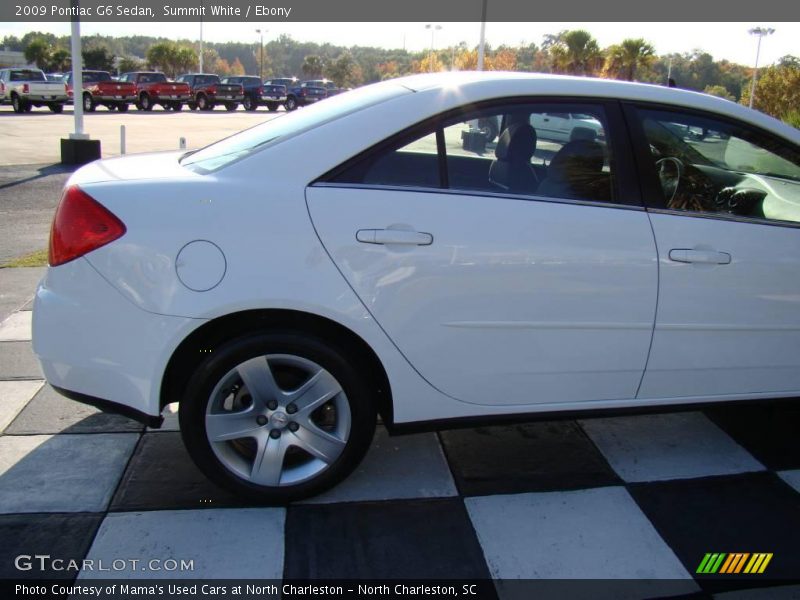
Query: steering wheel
655,157,684,206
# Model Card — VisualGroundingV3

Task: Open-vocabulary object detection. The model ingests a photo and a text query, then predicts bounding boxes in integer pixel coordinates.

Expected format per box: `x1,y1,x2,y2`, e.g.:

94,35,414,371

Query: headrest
495,123,537,163
548,140,605,175
570,126,598,142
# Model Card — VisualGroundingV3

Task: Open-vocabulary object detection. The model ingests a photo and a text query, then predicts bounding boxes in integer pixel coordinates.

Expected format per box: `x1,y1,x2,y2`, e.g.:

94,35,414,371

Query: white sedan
33,72,800,502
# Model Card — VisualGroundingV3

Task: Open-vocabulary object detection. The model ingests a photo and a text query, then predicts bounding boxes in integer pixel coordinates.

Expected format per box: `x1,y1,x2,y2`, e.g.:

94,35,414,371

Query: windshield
181,81,407,173
11,70,45,82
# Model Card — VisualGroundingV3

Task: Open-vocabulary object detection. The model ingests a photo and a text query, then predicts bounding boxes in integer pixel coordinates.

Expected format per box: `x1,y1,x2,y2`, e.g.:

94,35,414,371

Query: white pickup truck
0,68,68,113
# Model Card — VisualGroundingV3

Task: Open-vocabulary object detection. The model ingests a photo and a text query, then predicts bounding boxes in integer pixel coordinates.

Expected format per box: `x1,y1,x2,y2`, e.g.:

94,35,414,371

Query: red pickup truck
65,70,137,112
118,71,192,111
176,73,244,111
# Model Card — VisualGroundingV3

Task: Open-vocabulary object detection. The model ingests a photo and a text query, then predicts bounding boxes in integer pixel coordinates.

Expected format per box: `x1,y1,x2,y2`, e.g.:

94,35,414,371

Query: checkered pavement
1,304,800,598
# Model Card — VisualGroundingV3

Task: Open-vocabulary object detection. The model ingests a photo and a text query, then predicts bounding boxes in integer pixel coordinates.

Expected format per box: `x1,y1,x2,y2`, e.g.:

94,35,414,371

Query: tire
117,103,129,113
83,93,95,112
179,331,377,503
139,94,152,111
243,95,257,111
197,94,210,111
172,102,183,112
477,117,499,144
23,102,33,113
225,102,238,112
285,96,297,111
267,102,278,112
48,103,63,113
11,95,22,113
188,103,197,111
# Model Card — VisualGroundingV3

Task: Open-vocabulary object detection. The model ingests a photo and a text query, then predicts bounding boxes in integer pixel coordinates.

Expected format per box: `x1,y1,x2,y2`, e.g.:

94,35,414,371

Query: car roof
391,71,799,143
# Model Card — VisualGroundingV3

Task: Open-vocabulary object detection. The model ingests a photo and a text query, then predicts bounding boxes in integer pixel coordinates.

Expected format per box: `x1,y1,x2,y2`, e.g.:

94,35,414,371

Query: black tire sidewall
179,331,377,503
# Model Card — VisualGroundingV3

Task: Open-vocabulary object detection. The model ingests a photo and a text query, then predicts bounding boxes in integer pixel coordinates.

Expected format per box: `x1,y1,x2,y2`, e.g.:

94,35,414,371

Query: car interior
332,104,615,205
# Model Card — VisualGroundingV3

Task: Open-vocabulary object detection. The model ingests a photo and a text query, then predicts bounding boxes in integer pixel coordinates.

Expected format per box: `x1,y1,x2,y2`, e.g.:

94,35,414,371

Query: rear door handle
668,249,731,265
356,229,433,246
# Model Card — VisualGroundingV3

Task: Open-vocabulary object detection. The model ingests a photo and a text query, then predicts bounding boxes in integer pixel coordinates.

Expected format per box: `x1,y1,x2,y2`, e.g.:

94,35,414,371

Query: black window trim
314,95,644,208
622,100,800,229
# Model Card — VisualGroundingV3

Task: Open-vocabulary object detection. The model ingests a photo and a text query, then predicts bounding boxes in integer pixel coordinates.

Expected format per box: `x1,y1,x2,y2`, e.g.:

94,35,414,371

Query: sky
1,21,798,66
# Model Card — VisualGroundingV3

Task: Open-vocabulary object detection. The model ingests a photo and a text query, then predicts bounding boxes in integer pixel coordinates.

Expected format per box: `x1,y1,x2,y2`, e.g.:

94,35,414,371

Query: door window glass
331,101,615,203
634,107,800,223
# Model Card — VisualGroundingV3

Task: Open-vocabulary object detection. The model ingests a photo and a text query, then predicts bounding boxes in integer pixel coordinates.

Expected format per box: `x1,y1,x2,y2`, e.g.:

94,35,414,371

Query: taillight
22,83,29,93
257,86,263,95
49,186,126,267
300,89,306,96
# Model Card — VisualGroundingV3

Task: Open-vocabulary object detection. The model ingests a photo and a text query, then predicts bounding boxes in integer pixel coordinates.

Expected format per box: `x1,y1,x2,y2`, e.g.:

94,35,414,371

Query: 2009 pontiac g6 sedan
33,72,800,501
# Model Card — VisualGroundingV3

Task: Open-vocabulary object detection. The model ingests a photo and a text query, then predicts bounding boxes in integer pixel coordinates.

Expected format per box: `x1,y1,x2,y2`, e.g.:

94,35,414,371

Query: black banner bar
2,0,799,23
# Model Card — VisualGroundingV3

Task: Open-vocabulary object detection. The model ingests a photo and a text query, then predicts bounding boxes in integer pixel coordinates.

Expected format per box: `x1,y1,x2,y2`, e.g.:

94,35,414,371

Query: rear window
181,81,408,173
10,70,45,82
83,71,111,83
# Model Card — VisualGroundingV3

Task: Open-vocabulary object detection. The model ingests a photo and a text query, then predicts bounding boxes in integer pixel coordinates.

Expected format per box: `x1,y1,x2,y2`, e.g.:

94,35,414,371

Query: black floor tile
629,472,800,594
110,432,253,511
284,498,493,583
705,403,800,471
5,384,144,435
0,341,42,380
0,513,103,579
439,421,620,496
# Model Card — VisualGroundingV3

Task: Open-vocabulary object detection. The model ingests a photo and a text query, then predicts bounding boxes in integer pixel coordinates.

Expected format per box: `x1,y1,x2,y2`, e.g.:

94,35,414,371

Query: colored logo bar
696,553,773,574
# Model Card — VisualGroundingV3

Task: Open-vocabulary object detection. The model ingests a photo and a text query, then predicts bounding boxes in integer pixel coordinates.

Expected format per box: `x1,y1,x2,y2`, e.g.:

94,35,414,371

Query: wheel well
160,309,393,424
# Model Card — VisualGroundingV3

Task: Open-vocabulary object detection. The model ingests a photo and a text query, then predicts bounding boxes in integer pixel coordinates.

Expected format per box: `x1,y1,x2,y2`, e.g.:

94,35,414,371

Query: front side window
633,106,800,223
330,100,615,204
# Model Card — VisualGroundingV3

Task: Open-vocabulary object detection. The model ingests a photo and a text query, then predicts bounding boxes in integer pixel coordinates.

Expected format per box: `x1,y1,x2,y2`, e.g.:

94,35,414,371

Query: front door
307,99,658,407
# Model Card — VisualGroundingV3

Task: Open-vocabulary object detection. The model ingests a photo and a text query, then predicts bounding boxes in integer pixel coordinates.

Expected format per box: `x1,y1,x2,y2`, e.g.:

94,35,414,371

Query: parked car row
1,67,345,114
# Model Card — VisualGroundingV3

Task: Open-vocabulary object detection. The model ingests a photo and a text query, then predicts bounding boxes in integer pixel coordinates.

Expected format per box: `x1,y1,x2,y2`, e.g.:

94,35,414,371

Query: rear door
307,98,658,407
626,104,800,399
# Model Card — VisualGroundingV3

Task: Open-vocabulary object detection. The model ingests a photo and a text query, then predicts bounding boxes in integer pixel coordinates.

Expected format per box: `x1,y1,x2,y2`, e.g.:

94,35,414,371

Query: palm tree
604,39,656,81
24,39,51,70
301,55,325,79
549,30,602,76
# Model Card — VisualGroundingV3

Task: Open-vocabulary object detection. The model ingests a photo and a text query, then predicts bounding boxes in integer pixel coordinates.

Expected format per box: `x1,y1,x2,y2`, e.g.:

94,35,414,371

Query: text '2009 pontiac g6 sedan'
33,72,800,502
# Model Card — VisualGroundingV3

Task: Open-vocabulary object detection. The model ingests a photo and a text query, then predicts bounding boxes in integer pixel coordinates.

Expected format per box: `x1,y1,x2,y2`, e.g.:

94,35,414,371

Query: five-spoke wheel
180,332,376,502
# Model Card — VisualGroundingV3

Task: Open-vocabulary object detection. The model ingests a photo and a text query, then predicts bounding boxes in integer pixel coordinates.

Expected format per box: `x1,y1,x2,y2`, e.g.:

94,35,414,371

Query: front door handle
668,249,731,265
356,229,433,246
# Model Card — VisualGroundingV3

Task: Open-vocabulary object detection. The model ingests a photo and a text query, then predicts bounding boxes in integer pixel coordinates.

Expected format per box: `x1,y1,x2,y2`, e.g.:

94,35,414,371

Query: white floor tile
80,508,285,579
466,487,697,588
0,312,32,342
778,470,800,494
0,379,43,431
301,427,457,504
580,412,764,482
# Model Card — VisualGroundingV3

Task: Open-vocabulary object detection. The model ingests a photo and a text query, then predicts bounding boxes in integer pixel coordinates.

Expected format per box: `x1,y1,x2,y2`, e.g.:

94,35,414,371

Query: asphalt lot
0,104,281,166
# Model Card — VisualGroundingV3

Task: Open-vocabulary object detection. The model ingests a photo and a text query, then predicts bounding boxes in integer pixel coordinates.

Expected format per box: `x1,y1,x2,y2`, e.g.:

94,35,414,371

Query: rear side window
330,100,615,204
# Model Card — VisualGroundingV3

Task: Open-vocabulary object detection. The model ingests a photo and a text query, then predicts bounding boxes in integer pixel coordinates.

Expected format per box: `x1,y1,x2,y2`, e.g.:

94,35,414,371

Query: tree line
2,29,797,126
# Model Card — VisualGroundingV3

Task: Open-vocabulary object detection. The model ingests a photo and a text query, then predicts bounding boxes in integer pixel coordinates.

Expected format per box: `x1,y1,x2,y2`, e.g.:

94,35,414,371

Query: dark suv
220,76,286,112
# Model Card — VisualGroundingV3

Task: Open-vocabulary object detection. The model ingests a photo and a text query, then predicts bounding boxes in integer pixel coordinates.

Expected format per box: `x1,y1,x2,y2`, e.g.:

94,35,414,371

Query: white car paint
33,71,800,429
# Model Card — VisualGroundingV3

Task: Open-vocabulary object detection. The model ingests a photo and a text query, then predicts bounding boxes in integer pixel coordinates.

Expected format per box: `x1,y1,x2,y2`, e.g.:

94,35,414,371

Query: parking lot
0,107,799,598
0,105,281,166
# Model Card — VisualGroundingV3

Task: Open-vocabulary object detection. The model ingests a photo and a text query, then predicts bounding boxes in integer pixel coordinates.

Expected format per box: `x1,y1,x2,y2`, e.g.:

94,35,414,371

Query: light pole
255,29,267,80
199,0,203,72
477,0,487,71
748,26,775,109
425,24,442,73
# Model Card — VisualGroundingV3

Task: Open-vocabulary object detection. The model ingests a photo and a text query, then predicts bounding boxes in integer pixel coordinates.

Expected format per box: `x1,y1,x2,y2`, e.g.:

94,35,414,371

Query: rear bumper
95,95,136,102
27,95,66,103
52,385,164,428
32,257,197,419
